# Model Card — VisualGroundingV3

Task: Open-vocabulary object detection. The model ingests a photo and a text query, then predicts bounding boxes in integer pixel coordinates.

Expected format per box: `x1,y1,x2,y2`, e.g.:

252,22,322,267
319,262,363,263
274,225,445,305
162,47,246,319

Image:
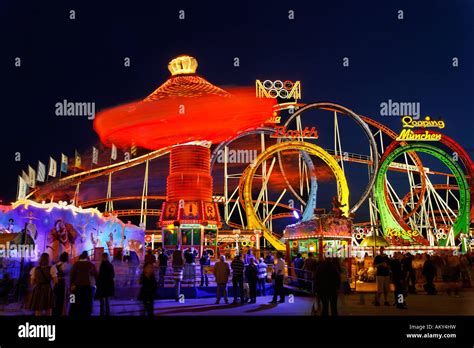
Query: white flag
111,144,117,160
48,157,57,177
21,170,29,183
92,147,99,165
37,161,46,183
28,165,36,188
61,153,68,173
17,176,28,200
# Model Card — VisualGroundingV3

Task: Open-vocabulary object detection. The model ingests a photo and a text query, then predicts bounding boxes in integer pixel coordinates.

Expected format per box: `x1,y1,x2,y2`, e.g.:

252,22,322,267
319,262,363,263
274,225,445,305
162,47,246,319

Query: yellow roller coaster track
239,141,350,251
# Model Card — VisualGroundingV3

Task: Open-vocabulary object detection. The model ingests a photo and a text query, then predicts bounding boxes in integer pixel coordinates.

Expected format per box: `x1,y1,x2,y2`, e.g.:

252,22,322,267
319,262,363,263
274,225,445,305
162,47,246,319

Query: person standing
144,249,156,265
270,252,286,304
373,247,391,306
230,254,245,305
138,262,157,316
303,253,317,294
293,253,305,289
315,258,340,316
171,245,185,301
183,248,196,285
213,255,230,304
29,253,57,316
199,251,211,287
244,249,256,265
245,258,258,303
257,258,268,296
158,249,168,287
422,253,437,295
95,253,115,316
69,251,98,316
52,252,70,316
390,252,407,309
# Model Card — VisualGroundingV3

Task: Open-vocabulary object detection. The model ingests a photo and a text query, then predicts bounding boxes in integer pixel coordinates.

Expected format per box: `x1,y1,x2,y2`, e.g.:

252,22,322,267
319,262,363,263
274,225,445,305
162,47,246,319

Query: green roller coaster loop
374,143,470,247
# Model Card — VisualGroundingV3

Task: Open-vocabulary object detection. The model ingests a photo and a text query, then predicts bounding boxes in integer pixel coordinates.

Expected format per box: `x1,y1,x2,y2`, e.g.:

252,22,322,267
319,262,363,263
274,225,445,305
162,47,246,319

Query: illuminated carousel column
160,144,221,254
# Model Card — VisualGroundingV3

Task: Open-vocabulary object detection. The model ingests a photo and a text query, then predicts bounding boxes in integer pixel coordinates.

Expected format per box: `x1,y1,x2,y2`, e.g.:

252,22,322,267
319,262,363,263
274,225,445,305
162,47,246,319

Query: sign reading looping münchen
396,116,444,141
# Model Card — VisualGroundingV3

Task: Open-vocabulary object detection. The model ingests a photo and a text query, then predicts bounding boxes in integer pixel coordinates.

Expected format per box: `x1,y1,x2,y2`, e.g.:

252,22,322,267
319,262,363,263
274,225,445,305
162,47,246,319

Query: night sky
1,0,473,223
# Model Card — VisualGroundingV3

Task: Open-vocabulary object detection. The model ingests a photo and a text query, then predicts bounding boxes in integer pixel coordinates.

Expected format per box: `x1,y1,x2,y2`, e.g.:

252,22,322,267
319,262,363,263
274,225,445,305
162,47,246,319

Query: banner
111,144,117,160
17,176,28,200
92,146,99,165
37,161,46,183
61,153,68,173
74,150,81,168
28,165,36,188
21,170,29,183
48,157,57,177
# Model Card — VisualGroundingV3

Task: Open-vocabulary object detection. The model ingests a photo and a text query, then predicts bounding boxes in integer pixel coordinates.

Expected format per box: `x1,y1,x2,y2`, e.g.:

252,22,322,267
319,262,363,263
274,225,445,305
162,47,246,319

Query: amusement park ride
14,55,473,258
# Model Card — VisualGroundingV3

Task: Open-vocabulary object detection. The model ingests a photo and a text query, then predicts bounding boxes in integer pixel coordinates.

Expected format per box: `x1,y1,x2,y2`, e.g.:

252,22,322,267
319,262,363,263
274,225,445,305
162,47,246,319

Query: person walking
230,254,245,305
199,251,211,287
245,258,258,303
52,252,69,316
171,245,185,301
138,262,157,316
422,253,437,295
374,247,391,306
69,251,98,316
270,251,286,304
95,253,115,316
315,258,340,316
213,255,230,304
257,258,268,296
158,249,169,287
29,253,57,316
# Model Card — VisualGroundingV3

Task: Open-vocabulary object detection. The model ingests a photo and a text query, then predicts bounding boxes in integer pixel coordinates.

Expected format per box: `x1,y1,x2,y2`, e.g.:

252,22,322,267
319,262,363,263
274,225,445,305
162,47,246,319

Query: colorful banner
48,157,57,177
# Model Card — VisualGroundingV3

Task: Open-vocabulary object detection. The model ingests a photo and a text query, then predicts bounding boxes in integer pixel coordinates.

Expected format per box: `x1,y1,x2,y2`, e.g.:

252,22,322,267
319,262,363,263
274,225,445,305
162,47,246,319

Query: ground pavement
2,290,473,316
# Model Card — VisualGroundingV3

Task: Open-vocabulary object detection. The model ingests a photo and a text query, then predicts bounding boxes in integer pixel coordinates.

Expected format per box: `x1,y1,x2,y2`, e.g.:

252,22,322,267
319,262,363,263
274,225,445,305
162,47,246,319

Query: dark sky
1,0,473,214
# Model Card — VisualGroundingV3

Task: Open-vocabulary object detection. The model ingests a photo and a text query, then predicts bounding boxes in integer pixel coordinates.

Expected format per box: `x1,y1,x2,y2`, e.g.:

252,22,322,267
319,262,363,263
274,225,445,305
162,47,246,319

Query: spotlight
293,210,300,219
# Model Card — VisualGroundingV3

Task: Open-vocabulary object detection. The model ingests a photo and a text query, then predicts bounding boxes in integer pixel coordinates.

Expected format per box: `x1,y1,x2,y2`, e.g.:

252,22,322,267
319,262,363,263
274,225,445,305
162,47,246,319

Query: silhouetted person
52,252,69,316
69,251,97,316
199,251,211,287
315,258,340,316
270,252,286,304
29,253,57,316
213,255,230,304
390,252,407,309
231,254,245,305
158,249,168,287
422,254,437,295
245,258,258,303
171,245,185,301
138,262,157,316
95,253,115,316
257,258,268,296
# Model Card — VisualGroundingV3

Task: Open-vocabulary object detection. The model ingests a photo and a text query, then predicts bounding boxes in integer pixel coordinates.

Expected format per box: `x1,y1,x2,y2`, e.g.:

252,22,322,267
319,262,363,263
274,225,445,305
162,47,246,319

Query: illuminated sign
386,227,420,238
396,116,444,141
256,80,301,100
270,126,319,139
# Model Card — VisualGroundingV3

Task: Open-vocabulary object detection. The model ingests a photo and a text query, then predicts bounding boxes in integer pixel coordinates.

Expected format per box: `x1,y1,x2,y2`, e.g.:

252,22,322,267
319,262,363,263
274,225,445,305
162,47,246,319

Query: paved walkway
3,290,473,316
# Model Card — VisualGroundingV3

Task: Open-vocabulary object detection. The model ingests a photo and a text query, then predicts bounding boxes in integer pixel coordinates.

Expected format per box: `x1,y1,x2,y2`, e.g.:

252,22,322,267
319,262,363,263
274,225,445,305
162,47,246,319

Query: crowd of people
13,244,474,317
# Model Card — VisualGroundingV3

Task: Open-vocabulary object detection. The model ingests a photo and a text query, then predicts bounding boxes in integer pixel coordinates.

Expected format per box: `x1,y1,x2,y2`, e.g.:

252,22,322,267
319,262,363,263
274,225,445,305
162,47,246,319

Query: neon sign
396,116,444,141
270,126,319,139
256,80,301,100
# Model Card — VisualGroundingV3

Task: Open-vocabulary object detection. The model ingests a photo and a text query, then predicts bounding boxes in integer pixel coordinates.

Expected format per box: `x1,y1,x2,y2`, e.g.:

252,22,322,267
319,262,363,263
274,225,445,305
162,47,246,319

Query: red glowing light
93,88,276,150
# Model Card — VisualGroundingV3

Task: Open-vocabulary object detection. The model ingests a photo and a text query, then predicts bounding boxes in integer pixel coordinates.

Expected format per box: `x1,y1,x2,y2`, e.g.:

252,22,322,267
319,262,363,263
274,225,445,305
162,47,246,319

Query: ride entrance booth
283,214,353,260
216,228,262,260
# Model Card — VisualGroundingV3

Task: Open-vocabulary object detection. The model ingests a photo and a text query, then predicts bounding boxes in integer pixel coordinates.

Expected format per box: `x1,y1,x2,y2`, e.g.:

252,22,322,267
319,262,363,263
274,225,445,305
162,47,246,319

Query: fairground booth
283,214,353,260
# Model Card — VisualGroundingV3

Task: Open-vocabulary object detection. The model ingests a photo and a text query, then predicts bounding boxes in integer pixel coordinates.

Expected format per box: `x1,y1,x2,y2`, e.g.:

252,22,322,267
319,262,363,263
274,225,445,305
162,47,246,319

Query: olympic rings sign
241,241,255,247
433,228,448,240
256,80,301,100
352,227,372,240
